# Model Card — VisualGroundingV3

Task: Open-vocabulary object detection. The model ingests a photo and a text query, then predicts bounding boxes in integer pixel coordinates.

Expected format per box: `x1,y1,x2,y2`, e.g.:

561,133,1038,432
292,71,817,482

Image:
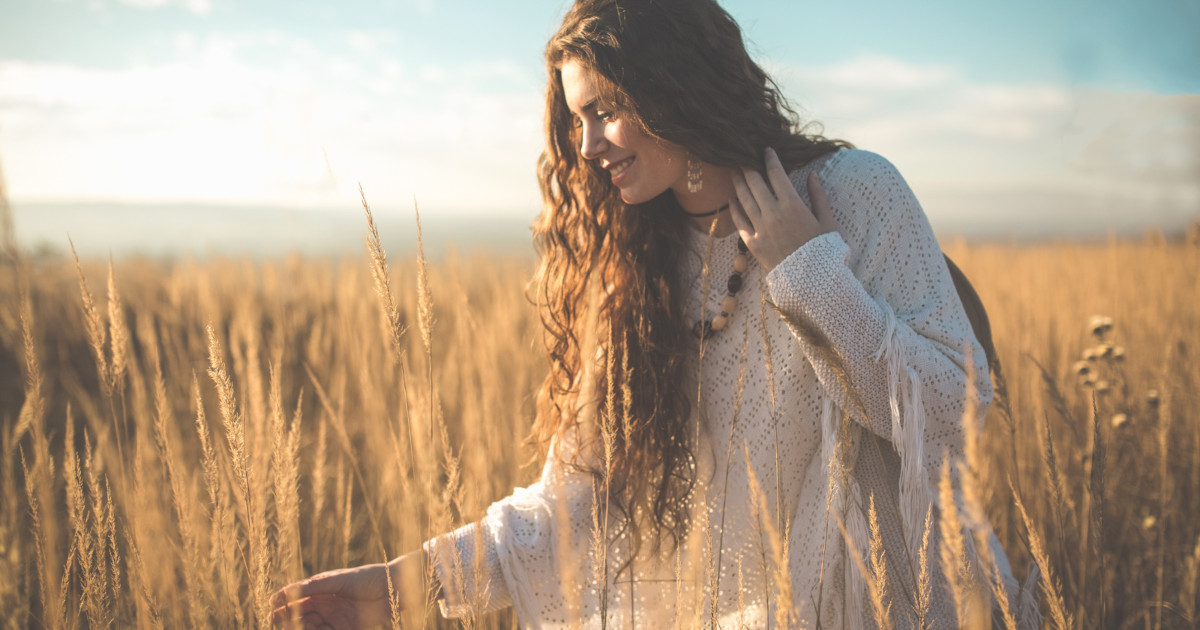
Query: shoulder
790,149,935,274
789,148,926,236
795,148,908,192
786,149,916,220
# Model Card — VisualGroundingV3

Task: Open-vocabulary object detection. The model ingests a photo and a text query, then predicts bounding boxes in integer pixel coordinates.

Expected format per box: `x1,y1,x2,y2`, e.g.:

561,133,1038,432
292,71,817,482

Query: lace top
424,149,1035,628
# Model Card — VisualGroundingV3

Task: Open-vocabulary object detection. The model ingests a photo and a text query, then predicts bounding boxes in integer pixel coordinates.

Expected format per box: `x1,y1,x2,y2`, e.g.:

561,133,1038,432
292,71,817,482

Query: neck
673,166,738,238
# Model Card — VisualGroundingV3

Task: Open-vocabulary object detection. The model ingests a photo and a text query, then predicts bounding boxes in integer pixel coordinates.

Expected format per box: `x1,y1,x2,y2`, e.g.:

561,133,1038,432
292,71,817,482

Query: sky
1,0,1198,254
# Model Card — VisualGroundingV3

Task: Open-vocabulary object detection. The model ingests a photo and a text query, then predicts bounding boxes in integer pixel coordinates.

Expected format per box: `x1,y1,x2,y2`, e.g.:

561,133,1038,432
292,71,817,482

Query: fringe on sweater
812,298,1041,629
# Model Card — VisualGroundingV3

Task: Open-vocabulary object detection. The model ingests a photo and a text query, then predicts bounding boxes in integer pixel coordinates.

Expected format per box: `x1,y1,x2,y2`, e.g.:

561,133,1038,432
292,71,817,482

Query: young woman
272,0,1036,627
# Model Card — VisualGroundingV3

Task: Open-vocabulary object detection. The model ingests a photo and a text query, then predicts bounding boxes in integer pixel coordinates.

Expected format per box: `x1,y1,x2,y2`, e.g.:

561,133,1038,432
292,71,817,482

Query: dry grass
0,216,1198,628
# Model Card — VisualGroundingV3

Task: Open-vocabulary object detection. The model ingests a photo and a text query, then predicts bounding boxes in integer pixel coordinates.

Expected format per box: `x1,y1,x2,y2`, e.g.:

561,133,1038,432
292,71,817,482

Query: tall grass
0,215,1198,627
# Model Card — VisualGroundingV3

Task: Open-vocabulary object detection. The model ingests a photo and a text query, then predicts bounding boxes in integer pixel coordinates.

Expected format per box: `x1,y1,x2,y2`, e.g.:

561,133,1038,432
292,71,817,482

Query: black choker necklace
683,203,729,219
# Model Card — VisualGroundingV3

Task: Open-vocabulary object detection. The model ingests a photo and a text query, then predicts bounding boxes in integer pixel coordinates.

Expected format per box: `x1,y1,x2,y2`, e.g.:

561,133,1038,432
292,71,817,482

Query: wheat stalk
713,317,751,621
338,463,353,567
552,487,584,628
22,449,66,629
413,196,444,618
745,444,798,628
936,458,970,626
206,325,249,505
105,257,134,481
16,270,64,629
1181,531,1200,623
915,504,933,630
5,222,1200,627
269,364,303,582
192,371,242,627
63,412,89,620
69,239,110,395
867,494,894,630
1011,478,1071,630
757,280,786,548
362,186,408,364
1037,410,1072,535
123,500,164,630
311,415,329,569
143,317,210,626
206,323,276,622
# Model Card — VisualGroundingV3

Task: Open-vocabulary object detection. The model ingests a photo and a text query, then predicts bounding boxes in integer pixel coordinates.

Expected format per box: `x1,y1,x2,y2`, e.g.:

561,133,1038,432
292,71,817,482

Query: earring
687,157,703,193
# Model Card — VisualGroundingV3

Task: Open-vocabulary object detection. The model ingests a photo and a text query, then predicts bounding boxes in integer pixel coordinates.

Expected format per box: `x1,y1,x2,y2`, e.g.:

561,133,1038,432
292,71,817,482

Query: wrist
385,550,435,611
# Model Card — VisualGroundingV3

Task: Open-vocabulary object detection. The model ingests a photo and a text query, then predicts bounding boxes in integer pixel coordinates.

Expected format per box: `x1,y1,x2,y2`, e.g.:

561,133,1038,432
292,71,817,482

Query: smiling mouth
608,156,635,177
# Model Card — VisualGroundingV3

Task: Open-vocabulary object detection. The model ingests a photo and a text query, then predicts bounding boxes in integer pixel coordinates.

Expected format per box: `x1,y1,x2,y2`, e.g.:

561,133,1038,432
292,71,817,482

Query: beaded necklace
686,237,750,338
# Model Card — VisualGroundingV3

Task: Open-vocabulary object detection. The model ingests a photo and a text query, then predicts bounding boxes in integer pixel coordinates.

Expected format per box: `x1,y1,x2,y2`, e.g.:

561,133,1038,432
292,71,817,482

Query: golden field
1,207,1198,628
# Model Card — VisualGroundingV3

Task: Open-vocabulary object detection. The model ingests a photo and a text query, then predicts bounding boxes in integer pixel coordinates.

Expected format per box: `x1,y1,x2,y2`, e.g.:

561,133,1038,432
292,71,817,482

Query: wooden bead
727,274,743,294
689,243,753,339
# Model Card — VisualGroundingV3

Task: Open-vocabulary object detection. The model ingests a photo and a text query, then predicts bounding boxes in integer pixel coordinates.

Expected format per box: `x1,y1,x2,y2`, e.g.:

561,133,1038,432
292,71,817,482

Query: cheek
655,149,687,180
607,120,634,148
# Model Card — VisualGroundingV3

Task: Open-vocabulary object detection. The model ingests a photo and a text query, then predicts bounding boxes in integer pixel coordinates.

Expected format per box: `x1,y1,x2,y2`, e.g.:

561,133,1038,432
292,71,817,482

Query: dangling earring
687,157,703,193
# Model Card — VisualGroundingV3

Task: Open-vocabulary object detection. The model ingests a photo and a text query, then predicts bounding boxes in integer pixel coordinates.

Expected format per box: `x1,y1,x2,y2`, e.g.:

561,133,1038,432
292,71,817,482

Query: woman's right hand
270,554,420,629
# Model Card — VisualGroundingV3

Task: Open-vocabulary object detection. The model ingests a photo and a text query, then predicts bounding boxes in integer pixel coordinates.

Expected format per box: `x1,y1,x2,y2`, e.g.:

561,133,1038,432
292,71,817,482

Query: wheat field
1,203,1198,628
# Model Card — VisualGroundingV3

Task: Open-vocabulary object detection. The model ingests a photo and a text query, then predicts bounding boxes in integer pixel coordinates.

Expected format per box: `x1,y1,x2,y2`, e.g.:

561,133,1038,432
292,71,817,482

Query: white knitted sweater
425,149,1036,628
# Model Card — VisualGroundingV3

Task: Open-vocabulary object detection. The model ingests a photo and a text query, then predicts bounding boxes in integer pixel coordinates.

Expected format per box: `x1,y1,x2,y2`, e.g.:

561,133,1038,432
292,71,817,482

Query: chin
617,186,658,206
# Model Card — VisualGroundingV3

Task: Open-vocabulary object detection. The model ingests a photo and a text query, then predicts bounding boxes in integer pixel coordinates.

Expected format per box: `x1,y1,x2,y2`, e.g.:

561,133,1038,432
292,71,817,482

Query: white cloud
774,54,1192,184
115,0,212,14
787,54,958,92
345,29,399,55
1067,93,1200,181
2,44,1193,236
772,55,1077,174
770,54,1198,234
0,31,545,212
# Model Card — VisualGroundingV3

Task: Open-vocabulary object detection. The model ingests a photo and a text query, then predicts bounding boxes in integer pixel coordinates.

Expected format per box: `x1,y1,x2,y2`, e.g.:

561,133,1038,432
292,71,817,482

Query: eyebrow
571,98,599,118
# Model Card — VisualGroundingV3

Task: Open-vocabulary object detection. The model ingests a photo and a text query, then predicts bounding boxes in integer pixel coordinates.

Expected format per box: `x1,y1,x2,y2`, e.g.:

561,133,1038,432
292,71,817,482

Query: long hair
530,0,851,564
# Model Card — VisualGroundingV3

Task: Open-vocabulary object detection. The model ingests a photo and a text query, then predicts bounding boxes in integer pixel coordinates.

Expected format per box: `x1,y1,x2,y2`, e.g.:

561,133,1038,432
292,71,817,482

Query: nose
579,121,608,160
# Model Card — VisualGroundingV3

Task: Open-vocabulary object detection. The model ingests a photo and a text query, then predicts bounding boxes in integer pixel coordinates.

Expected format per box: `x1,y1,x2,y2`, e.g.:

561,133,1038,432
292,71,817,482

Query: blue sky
1,0,1198,246
5,0,1196,91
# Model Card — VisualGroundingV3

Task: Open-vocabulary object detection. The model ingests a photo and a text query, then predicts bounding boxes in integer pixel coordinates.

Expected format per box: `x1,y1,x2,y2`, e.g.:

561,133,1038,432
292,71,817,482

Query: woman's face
560,60,689,205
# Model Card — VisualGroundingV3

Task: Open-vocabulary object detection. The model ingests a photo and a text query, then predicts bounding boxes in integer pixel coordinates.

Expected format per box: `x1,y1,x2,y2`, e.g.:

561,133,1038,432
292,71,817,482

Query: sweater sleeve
424,423,599,621
764,150,993,478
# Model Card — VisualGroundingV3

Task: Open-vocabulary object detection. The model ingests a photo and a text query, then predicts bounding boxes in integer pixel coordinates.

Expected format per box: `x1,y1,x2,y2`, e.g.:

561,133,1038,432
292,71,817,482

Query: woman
272,0,1036,627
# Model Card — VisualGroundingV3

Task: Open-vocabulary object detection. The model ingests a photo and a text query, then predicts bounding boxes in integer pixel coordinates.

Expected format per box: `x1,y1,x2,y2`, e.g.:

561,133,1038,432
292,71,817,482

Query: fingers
271,581,307,609
271,586,290,609
271,574,335,610
728,195,754,240
270,597,338,629
736,148,809,221
731,171,761,224
269,599,315,628
764,147,794,201
738,164,775,211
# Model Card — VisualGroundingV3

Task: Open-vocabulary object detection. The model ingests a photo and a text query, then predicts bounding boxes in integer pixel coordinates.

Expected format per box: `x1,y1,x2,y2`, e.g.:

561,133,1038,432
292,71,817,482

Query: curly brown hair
530,0,851,564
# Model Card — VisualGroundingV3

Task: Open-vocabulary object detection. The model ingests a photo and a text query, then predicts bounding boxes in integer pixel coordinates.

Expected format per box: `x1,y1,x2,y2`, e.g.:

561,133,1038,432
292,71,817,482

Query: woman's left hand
729,147,837,272
269,562,396,629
